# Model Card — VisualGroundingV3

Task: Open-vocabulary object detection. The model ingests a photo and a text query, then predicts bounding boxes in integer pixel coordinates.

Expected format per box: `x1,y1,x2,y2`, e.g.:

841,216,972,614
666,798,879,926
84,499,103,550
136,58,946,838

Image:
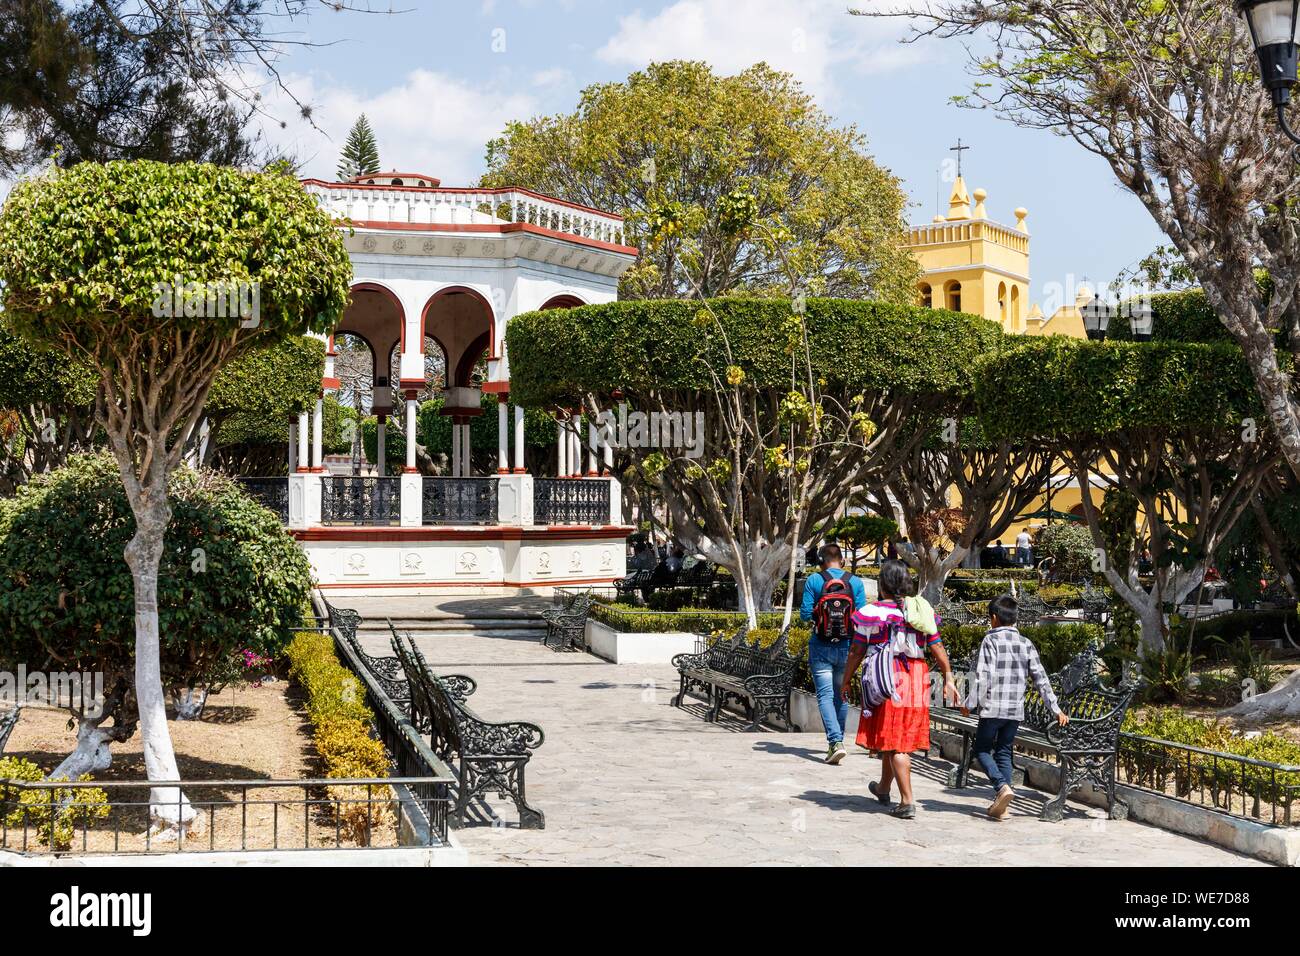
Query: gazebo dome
346,171,441,188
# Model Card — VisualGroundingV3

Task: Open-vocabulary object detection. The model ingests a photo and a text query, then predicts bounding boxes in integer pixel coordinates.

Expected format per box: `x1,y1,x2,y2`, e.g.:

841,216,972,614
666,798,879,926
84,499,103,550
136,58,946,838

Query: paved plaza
352,599,1262,867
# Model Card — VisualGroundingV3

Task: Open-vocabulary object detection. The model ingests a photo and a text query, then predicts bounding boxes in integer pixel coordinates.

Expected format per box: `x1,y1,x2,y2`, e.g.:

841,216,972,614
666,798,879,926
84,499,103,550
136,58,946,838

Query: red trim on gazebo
347,220,638,257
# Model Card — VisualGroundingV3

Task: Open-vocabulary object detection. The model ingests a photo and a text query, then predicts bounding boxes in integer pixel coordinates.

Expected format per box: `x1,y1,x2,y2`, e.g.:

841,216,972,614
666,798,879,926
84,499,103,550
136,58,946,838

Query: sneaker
890,802,916,820
868,780,891,805
825,742,846,765
988,784,1015,820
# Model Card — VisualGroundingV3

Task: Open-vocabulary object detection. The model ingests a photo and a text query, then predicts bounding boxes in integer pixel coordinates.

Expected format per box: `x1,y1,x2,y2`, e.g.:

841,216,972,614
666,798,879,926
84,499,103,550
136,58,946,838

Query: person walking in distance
800,544,867,764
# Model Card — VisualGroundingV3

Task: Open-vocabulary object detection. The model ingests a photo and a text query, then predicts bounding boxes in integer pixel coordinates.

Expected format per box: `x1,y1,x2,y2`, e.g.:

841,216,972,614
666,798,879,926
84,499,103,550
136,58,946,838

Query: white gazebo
271,171,637,594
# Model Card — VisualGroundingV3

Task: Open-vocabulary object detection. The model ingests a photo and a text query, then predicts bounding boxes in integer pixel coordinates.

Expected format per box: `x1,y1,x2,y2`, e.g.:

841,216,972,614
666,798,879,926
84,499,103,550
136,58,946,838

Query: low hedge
285,630,391,842
938,622,1102,672
590,602,793,634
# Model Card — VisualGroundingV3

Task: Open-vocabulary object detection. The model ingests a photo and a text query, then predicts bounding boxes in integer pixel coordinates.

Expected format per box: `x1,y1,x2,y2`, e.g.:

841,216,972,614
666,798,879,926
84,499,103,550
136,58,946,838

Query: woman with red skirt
841,559,958,820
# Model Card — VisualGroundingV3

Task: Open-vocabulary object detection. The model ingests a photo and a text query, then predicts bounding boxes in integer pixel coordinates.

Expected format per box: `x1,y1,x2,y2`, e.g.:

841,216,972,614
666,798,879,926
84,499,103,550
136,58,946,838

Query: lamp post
1129,298,1154,342
1239,0,1300,142
1080,293,1111,341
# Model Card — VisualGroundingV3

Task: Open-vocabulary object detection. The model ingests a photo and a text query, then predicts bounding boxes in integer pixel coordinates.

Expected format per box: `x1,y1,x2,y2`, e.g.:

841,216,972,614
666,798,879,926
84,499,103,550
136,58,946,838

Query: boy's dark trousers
973,716,1019,789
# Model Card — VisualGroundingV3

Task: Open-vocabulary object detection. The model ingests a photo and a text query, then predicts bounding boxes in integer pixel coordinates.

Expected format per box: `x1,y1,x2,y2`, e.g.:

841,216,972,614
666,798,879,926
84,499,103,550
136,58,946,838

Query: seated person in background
629,542,657,572
989,540,1007,567
664,546,685,576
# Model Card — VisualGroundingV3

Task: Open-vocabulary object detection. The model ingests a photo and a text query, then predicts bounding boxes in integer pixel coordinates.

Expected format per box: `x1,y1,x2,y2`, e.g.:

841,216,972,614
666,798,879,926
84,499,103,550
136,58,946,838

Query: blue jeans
1016,546,1032,566
974,717,1019,789
808,636,850,744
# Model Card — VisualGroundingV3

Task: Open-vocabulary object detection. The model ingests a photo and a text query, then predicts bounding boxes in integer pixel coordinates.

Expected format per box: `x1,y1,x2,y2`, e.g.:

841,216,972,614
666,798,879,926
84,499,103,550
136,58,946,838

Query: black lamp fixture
1239,0,1300,142
1080,292,1112,341
1128,299,1154,342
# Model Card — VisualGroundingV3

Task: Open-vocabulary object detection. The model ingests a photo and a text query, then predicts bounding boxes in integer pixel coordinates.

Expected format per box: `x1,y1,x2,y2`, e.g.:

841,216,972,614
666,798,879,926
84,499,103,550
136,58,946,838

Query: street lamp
1239,0,1300,142
1128,299,1154,341
1080,293,1111,341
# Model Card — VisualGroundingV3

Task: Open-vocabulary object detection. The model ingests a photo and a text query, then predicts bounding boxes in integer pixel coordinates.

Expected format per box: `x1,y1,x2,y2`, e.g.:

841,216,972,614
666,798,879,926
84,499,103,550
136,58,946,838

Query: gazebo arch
540,293,586,310
420,285,497,389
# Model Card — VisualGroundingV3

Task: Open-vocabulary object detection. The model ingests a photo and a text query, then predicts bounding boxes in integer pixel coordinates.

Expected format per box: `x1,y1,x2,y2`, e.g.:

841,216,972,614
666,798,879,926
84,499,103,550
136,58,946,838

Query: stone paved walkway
361,623,1264,867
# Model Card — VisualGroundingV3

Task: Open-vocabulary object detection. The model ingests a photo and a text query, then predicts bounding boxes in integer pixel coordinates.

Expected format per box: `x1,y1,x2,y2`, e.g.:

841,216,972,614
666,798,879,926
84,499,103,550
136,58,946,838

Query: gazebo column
376,415,386,477
513,405,526,473
312,398,324,471
586,416,598,476
602,424,614,474
570,414,582,477
296,411,309,472
556,417,567,478
288,418,298,473
404,393,418,473
497,397,509,474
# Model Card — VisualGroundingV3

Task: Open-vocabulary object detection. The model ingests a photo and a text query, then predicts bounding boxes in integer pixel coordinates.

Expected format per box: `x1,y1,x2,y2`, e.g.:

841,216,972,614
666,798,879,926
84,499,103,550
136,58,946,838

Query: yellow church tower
905,176,1032,333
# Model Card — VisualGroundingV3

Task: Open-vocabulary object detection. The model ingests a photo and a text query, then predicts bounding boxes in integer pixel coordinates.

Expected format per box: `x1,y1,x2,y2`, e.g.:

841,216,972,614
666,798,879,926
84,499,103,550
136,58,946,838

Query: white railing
302,181,626,246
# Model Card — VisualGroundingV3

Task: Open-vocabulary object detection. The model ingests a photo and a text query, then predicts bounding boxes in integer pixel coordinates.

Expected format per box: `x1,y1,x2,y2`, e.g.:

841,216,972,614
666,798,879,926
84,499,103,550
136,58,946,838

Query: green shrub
947,578,1039,601
590,602,791,634
285,631,391,843
0,453,312,698
1034,521,1095,580
939,622,1101,672
0,757,109,850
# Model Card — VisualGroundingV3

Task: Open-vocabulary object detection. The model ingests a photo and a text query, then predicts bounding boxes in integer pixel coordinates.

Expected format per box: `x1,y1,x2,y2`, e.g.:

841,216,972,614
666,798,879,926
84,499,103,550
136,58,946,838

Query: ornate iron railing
422,477,498,525
235,476,289,522
1117,733,1300,826
534,477,610,525
321,476,401,526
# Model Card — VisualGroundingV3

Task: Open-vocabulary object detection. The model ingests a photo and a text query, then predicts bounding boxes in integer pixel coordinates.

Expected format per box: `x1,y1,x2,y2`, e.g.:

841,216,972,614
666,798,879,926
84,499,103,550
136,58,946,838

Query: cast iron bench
0,706,17,754
930,645,1138,821
671,627,802,731
541,591,594,651
392,632,545,829
324,600,477,704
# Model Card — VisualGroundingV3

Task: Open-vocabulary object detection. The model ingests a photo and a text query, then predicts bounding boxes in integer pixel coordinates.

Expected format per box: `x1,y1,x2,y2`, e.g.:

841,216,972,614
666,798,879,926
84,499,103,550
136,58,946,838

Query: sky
253,0,1169,307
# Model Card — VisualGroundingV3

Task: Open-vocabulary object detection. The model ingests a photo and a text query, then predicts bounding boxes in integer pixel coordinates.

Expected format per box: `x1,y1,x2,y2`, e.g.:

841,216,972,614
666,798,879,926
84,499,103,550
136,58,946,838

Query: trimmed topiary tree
0,160,350,833
0,453,313,779
975,337,1278,651
507,297,1001,616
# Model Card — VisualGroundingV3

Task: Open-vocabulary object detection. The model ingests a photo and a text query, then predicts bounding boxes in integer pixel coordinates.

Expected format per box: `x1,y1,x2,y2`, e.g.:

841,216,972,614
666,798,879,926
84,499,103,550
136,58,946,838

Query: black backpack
812,573,856,643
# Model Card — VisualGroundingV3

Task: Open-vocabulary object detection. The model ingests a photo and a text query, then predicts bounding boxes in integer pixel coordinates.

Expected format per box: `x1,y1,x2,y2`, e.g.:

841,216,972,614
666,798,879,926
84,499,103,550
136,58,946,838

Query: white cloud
256,69,540,185
596,0,922,104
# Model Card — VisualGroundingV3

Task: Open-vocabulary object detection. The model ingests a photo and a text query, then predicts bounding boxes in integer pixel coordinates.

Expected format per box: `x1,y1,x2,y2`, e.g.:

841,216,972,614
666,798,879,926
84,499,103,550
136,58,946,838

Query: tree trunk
47,679,137,782
170,685,209,721
123,497,199,838
1136,602,1166,654
728,541,790,625
49,717,118,780
1225,669,1300,719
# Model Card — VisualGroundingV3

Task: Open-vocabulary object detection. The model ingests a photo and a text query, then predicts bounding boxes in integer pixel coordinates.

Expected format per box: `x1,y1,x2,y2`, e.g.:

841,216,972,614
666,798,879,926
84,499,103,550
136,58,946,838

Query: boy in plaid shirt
962,594,1069,820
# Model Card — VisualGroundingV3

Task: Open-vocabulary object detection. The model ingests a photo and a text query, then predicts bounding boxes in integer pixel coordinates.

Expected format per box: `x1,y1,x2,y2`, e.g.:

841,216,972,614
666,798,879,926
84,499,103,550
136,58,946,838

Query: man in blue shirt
800,544,869,763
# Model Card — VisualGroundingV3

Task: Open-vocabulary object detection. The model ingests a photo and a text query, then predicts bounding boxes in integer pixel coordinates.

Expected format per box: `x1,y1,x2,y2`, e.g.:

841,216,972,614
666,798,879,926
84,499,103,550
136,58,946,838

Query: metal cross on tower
949,138,969,177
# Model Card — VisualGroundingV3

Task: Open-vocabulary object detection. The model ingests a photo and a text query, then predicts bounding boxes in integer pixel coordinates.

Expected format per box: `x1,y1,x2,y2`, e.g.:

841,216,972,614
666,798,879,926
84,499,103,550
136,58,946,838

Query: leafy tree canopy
483,60,919,302
507,298,1002,409
973,337,1265,440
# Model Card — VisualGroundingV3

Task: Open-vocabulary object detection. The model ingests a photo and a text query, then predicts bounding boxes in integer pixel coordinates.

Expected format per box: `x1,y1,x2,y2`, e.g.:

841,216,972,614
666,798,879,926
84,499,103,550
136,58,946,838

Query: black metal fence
534,477,610,525
1117,733,1300,826
422,477,498,525
321,476,401,526
235,476,289,522
0,776,444,855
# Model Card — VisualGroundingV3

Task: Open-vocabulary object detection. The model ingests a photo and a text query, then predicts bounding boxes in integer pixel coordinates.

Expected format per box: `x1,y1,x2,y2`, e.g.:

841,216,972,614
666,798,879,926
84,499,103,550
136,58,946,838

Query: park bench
392,631,545,829
671,627,802,732
323,600,477,703
613,568,653,601
0,706,17,754
930,645,1138,821
541,591,594,651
